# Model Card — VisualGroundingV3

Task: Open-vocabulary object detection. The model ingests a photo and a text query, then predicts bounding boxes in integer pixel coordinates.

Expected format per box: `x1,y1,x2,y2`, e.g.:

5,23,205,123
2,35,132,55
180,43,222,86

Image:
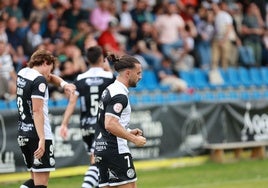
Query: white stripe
109,178,137,186
105,113,120,119
31,95,44,99
31,167,55,172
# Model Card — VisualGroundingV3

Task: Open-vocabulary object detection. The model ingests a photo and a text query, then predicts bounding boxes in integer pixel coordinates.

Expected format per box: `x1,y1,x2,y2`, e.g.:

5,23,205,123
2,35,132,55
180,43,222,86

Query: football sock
20,179,34,188
81,164,99,188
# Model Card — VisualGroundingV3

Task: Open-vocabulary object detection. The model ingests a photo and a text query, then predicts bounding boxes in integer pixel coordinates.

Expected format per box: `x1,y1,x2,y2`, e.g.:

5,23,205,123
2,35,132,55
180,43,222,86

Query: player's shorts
95,152,137,187
17,136,55,172
81,127,95,154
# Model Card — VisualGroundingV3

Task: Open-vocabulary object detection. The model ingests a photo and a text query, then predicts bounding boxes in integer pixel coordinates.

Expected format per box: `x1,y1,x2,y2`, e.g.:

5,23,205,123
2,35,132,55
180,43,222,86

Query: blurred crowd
0,0,268,100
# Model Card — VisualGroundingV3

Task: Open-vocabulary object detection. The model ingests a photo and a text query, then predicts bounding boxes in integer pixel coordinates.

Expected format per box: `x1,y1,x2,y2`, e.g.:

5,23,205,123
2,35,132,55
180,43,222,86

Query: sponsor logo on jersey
101,89,108,98
97,132,102,139
38,83,46,93
108,169,119,180
17,136,29,146
17,87,23,95
113,103,123,113
127,168,135,178
50,157,55,166
86,78,104,86
17,77,26,88
33,158,43,166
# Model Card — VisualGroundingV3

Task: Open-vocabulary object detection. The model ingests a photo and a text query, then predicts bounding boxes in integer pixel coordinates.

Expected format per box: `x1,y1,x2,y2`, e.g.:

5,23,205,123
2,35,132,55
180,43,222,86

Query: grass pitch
1,157,268,188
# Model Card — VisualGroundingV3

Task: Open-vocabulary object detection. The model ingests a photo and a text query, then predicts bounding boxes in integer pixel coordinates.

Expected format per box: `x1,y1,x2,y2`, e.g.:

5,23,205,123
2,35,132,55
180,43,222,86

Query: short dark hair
28,49,56,71
107,53,140,72
86,46,103,65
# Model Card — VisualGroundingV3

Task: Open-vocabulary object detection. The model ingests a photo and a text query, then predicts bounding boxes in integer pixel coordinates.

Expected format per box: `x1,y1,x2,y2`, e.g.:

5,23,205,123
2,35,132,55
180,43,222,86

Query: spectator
18,0,33,20
50,2,66,22
211,0,235,69
29,0,53,35
196,8,215,70
83,32,98,55
60,58,80,83
61,0,89,30
241,2,264,67
157,56,192,93
97,18,125,56
153,1,185,62
225,1,242,67
52,26,72,57
0,0,9,21
133,21,162,71
22,20,43,57
63,43,87,74
118,0,137,50
5,0,24,22
43,17,61,44
130,0,154,47
81,0,96,11
0,40,17,100
90,0,112,35
174,21,196,71
180,0,198,7
180,4,196,22
262,27,268,66
130,0,154,28
0,17,8,43
71,20,92,51
6,16,26,72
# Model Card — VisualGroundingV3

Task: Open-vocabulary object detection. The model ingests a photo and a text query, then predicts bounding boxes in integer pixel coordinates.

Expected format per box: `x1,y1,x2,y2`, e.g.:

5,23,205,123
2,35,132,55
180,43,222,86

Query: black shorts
17,136,55,172
95,152,137,187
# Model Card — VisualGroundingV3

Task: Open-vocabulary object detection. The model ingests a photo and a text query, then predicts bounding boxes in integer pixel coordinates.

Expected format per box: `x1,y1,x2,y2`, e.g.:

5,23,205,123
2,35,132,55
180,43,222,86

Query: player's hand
64,83,76,96
59,124,68,140
34,138,45,159
130,128,143,136
133,135,146,147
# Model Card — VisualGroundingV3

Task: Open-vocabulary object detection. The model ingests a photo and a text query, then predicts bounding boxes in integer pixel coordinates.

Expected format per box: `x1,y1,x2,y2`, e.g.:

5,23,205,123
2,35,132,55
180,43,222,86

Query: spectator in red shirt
98,18,125,56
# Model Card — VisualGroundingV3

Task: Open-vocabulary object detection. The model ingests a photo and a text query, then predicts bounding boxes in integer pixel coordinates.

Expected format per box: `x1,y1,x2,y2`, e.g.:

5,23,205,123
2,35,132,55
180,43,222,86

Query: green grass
2,159,268,188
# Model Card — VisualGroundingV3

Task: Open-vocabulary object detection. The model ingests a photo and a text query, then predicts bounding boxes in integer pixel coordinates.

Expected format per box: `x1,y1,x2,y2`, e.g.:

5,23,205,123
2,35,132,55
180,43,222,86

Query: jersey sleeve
31,76,47,99
105,94,128,118
74,79,80,96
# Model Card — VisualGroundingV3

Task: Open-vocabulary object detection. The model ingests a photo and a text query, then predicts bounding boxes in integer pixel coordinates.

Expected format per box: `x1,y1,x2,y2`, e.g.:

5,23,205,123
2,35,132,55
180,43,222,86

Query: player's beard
129,79,137,87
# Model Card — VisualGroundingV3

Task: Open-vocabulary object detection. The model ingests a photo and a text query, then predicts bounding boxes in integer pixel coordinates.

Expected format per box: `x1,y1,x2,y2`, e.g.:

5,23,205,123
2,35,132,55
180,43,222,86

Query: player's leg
32,140,55,187
32,172,50,187
18,136,35,188
82,136,99,188
20,178,35,188
81,162,99,188
94,153,109,188
117,182,137,188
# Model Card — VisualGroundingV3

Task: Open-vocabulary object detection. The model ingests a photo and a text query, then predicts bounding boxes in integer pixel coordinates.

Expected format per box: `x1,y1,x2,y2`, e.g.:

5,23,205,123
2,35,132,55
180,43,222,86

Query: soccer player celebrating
94,53,146,188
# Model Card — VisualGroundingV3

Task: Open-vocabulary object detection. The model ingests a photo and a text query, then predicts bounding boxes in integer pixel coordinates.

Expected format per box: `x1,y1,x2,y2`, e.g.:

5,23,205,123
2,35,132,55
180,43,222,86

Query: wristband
60,81,68,88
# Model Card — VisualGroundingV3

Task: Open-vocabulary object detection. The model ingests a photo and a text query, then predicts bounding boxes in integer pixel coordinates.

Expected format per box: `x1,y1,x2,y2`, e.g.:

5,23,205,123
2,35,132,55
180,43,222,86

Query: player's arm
47,74,76,96
105,115,146,147
32,97,45,159
60,93,78,140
